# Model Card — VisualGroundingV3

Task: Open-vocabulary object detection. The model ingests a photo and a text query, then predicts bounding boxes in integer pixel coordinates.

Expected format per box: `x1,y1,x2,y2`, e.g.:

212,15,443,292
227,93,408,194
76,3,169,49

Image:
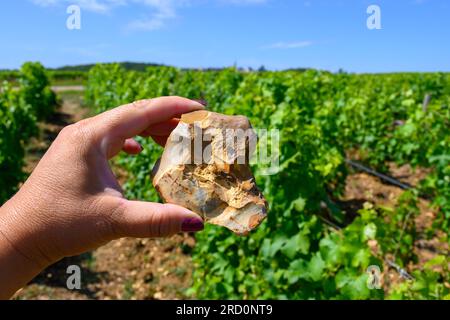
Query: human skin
0,96,205,299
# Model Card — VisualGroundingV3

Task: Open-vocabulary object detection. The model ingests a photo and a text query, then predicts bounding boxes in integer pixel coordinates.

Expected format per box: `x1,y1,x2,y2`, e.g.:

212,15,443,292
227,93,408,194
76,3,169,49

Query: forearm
0,201,43,299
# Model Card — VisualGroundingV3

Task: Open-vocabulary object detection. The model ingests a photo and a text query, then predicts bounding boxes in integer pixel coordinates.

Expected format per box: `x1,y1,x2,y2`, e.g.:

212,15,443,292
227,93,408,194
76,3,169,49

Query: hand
0,96,205,299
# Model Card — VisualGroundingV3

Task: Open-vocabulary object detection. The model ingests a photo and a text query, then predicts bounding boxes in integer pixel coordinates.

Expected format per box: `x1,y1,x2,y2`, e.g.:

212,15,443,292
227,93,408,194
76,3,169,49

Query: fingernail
181,217,204,232
192,99,208,107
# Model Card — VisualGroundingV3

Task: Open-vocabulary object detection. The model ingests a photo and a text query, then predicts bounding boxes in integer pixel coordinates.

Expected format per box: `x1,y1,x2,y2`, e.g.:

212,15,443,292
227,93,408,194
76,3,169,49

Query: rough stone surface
152,110,267,235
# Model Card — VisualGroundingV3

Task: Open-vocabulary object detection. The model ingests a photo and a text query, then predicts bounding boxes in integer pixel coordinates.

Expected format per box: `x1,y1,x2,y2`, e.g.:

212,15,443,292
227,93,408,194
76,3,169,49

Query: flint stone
152,110,267,235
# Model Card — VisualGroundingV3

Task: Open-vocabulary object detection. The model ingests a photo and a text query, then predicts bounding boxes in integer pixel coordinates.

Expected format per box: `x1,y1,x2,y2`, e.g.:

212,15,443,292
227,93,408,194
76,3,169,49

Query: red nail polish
181,217,204,232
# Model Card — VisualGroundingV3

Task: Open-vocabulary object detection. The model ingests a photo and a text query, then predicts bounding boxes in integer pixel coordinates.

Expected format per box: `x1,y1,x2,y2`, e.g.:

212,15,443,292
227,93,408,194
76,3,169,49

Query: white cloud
31,0,182,28
126,0,180,31
262,41,313,49
31,0,267,30
126,0,267,31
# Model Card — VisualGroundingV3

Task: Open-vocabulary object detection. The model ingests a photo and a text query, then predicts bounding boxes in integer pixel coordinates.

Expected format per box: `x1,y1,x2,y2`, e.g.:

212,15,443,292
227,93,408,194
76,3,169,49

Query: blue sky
1,0,449,72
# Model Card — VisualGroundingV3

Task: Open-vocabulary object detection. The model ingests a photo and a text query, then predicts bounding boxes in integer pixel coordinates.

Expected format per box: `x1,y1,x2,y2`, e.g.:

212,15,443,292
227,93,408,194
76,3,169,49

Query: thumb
110,199,204,238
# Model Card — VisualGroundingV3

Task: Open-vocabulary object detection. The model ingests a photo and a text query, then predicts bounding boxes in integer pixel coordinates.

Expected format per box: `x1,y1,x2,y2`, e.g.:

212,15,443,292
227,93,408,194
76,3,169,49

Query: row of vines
0,62,56,203
84,65,449,300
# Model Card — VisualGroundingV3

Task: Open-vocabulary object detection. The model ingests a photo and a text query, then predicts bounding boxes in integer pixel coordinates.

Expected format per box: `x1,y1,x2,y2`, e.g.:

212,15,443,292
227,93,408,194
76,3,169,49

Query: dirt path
24,91,89,173
14,90,195,300
51,85,84,93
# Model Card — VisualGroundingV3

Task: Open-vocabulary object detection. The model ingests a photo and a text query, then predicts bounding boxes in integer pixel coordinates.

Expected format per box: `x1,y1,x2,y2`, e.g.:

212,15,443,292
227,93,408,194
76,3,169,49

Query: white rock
152,110,267,235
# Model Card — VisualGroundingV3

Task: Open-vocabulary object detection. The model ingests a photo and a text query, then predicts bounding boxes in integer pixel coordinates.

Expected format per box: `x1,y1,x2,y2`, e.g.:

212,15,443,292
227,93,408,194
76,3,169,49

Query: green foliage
19,62,57,120
1,62,55,204
376,191,420,264
192,205,384,299
388,255,450,300
85,64,449,300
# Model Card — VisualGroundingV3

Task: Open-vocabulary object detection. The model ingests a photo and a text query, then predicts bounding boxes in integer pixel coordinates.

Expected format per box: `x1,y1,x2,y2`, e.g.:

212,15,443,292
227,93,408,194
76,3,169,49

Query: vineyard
1,63,449,299
85,65,449,299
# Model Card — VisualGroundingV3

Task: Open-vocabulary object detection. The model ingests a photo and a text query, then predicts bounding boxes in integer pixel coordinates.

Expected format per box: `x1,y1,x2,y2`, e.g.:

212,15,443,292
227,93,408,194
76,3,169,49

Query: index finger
93,96,204,139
